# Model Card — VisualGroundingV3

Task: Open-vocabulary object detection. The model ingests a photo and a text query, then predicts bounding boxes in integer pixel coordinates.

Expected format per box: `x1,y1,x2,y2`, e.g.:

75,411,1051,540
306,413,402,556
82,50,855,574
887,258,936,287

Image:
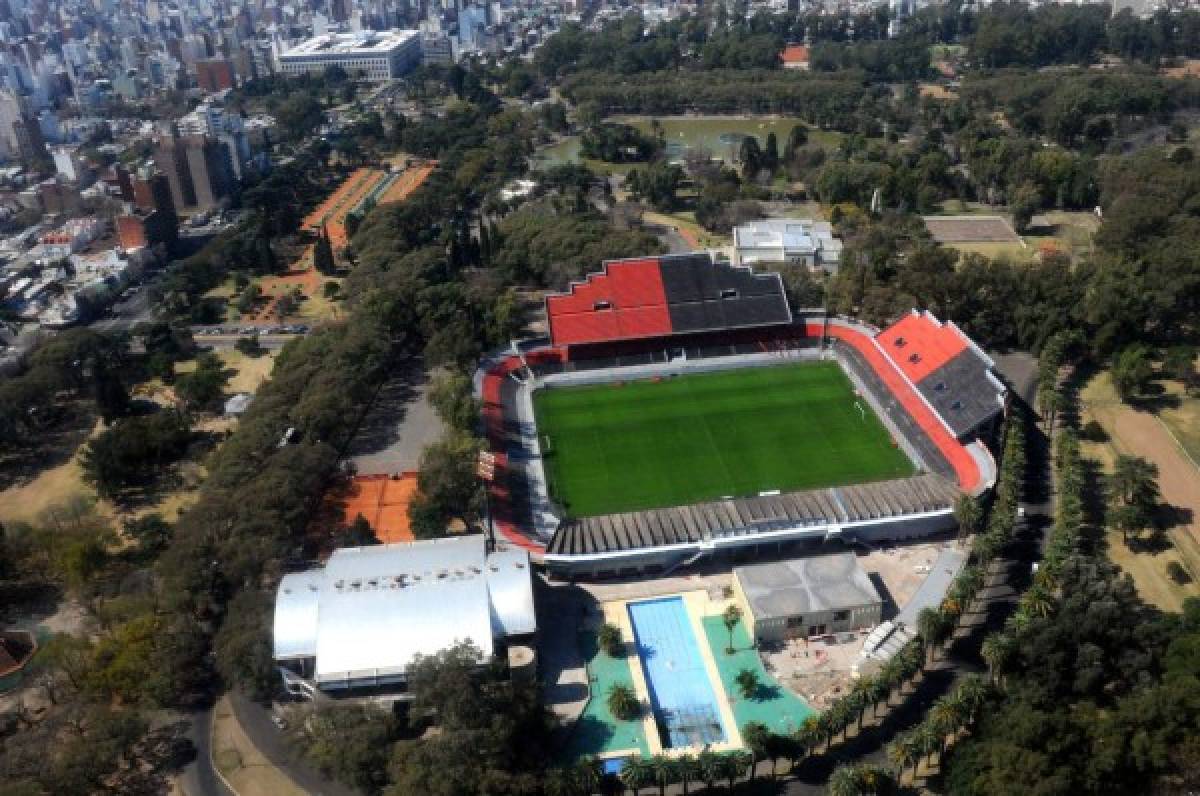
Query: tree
428,370,480,432
234,335,265,357
80,411,192,499
607,683,639,721
917,606,950,664
675,753,698,796
739,136,762,180
341,514,380,547
598,622,623,658
954,494,983,540
722,604,742,654
620,757,652,795
411,430,484,536
763,132,779,174
981,632,1016,687
313,228,337,275
722,751,752,792
1111,345,1153,402
735,667,760,699
1009,180,1042,233
124,513,172,556
741,721,771,775
1110,453,1160,543
1163,345,1197,390
648,754,678,796
697,749,723,793
784,124,808,162
174,351,228,410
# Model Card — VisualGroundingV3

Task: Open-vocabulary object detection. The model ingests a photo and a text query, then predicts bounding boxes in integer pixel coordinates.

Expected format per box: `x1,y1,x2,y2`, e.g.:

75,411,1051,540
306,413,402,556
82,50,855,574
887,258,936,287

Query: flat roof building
279,31,422,81
733,552,883,643
732,219,843,272
273,535,535,692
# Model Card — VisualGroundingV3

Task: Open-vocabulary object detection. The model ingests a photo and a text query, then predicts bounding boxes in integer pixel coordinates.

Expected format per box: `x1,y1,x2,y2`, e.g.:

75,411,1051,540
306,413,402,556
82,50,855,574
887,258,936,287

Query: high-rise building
154,129,234,214
0,88,47,167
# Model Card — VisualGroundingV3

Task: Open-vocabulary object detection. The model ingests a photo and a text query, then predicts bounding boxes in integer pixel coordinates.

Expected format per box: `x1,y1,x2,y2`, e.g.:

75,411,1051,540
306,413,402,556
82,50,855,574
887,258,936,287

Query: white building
732,218,844,272
278,31,422,82
272,535,536,693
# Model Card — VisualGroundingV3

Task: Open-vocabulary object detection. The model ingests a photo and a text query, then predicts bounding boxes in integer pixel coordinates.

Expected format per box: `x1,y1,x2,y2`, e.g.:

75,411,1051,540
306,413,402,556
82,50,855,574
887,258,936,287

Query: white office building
732,218,844,272
278,31,422,82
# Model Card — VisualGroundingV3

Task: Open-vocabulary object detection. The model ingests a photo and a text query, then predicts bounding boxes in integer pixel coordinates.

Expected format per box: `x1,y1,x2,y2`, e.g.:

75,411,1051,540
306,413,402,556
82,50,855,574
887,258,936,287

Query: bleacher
875,310,1006,440
545,253,792,349
547,473,960,557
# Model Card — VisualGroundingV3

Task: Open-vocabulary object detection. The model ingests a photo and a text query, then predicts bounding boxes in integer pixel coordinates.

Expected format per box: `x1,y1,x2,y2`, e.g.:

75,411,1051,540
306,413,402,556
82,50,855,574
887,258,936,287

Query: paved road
230,692,357,796
645,221,693,254
178,705,234,796
195,333,301,351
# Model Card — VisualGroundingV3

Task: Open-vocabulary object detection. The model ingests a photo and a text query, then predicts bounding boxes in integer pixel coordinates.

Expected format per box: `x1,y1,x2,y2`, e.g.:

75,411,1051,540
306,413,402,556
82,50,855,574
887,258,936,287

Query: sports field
534,362,915,517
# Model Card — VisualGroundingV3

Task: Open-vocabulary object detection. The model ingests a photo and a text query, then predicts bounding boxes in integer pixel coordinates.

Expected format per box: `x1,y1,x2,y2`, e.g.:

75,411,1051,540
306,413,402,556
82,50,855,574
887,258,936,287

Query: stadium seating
546,253,791,347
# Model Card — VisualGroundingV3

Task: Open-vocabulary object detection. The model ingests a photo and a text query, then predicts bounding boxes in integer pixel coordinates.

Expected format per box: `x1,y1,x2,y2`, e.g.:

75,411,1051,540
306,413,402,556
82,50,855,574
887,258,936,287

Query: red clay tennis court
341,473,419,544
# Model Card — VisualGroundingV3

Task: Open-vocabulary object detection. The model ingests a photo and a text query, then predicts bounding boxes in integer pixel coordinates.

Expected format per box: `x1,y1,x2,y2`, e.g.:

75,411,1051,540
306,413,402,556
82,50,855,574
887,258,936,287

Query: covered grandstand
477,254,1006,576
545,253,792,352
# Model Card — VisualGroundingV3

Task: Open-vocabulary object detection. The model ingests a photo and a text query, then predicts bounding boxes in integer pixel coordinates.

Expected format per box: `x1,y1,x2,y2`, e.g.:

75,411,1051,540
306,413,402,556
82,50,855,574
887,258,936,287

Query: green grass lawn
563,630,651,760
701,615,815,736
534,362,914,517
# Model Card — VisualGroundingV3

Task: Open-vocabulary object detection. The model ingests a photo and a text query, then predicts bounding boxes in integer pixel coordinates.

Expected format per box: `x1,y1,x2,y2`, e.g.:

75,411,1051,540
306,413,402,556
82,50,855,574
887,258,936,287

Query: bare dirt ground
1080,371,1200,611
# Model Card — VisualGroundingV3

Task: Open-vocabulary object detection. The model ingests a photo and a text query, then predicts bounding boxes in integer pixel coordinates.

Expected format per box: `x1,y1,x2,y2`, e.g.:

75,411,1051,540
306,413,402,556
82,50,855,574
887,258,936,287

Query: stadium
477,253,1006,578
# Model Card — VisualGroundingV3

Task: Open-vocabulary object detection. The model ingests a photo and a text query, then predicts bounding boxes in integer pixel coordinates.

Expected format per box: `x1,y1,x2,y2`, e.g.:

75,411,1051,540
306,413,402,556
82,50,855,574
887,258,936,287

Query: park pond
535,115,838,170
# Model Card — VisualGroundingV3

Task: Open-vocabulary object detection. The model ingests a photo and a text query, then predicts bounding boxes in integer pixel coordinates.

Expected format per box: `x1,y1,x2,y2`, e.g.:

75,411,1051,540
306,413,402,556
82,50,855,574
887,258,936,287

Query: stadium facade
477,253,1006,578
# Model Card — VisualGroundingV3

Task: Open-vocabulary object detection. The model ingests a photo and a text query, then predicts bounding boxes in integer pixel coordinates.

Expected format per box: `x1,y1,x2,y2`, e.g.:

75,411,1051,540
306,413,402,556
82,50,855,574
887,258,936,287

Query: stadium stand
874,310,1006,439
546,473,960,557
546,253,791,348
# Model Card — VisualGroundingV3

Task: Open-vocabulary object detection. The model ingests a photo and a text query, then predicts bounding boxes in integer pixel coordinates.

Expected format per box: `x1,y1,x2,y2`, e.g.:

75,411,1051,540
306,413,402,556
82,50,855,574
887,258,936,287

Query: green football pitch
534,362,915,518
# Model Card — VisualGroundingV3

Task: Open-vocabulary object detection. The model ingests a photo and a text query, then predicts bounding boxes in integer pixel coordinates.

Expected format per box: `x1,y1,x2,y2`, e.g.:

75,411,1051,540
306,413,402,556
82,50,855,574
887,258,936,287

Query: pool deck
602,590,745,757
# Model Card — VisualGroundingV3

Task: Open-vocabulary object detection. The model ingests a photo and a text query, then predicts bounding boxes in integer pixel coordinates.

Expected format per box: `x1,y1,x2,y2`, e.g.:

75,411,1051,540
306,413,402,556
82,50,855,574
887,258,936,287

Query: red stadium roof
876,311,969,384
545,254,792,347
545,258,672,346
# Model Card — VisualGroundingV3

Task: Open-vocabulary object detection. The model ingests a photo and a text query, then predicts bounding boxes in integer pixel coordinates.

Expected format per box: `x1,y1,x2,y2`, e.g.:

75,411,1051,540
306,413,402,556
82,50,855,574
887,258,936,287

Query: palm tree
930,694,966,754
828,763,861,796
917,607,949,664
914,722,941,775
952,566,985,616
877,658,903,706
648,755,678,796
981,632,1016,687
722,604,742,654
850,676,874,730
1020,582,1055,619
723,751,752,792
598,623,623,657
867,673,891,720
620,758,652,796
954,493,983,540
735,667,760,699
543,767,577,796
741,721,771,774
886,737,916,784
955,674,990,724
573,758,603,795
675,754,698,796
786,726,811,776
607,683,640,721
696,749,722,793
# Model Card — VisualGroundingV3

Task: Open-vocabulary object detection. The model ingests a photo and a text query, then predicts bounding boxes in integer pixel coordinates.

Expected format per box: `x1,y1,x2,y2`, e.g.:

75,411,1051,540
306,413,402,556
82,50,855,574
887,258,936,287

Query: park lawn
534,362,914,518
1156,379,1200,465
942,241,1032,261
1080,371,1200,611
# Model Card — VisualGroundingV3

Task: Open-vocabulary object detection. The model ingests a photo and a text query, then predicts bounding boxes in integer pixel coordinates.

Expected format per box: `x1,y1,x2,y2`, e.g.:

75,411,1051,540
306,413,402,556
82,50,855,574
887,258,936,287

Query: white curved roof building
273,535,536,691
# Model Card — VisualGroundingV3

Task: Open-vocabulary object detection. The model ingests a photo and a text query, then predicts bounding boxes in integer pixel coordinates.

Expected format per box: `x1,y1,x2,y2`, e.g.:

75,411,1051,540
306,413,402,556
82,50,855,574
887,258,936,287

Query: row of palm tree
886,674,992,783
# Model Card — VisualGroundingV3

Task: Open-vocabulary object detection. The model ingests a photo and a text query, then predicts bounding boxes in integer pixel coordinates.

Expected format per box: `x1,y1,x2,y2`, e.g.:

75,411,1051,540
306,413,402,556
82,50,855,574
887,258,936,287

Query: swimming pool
627,597,728,748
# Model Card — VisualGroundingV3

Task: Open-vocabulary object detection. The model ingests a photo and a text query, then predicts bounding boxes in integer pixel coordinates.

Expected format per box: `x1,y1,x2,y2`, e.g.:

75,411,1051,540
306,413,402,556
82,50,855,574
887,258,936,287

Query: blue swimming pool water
627,596,728,748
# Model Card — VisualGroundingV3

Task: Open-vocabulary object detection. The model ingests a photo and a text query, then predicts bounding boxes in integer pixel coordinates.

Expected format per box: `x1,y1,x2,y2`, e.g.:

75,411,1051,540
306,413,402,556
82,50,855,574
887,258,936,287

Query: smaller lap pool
627,596,727,748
